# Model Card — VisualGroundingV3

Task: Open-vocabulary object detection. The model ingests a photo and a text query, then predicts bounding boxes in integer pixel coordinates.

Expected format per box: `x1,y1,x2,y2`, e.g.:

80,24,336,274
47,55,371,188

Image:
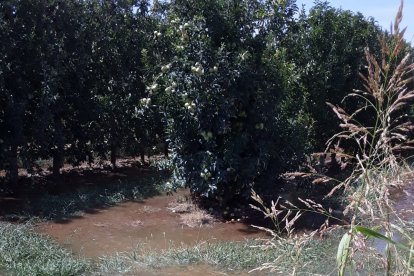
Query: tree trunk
7,143,18,184
22,150,34,176
164,141,169,158
140,150,145,165
87,151,94,167
147,151,151,164
52,120,64,177
5,103,23,185
52,145,64,177
111,144,117,169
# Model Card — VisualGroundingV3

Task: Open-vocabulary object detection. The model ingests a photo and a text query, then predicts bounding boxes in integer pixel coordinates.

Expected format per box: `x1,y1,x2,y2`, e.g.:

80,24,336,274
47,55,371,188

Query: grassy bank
96,233,340,275
0,219,390,275
0,222,89,276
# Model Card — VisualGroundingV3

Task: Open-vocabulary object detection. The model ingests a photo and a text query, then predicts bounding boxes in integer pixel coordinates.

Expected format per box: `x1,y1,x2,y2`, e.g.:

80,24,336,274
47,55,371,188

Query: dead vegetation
168,196,217,228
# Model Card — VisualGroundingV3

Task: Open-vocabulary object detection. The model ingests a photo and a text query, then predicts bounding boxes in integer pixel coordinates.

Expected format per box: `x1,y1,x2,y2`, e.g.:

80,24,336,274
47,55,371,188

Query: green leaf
354,226,413,252
337,231,352,276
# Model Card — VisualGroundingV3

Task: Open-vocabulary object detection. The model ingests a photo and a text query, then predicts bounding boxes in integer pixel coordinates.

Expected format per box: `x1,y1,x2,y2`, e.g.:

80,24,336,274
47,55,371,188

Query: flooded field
37,190,264,258
2,159,412,275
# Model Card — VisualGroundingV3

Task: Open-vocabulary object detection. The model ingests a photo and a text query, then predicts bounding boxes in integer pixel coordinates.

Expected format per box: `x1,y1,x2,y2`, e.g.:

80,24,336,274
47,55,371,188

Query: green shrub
149,0,311,201
288,2,383,150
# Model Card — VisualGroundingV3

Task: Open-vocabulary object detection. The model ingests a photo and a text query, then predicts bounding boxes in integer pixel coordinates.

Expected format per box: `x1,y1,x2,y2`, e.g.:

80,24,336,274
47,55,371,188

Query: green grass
97,234,340,275
0,222,89,276
0,219,386,276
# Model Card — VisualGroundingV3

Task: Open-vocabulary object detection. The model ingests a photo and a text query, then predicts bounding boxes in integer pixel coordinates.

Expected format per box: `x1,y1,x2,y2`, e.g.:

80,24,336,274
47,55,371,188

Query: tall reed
252,1,414,275
320,1,414,274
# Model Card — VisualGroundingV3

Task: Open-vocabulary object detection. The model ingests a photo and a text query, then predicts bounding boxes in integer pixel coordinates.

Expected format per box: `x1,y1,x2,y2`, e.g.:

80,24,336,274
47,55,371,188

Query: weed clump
0,222,89,276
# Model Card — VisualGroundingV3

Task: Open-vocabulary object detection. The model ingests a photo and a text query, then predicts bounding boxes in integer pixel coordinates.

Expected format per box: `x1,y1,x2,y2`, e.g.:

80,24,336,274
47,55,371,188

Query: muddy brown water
391,181,414,221
37,190,264,259
35,180,414,259
139,264,254,276
2,161,267,275
371,180,414,254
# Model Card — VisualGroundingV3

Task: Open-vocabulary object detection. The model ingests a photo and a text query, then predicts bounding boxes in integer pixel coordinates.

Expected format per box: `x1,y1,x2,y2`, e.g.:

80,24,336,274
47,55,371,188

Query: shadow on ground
0,159,169,223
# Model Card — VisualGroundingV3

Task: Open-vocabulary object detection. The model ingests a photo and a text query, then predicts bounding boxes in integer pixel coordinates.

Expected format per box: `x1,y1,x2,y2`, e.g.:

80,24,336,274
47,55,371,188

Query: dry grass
179,210,216,228
168,197,217,228
168,201,195,214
